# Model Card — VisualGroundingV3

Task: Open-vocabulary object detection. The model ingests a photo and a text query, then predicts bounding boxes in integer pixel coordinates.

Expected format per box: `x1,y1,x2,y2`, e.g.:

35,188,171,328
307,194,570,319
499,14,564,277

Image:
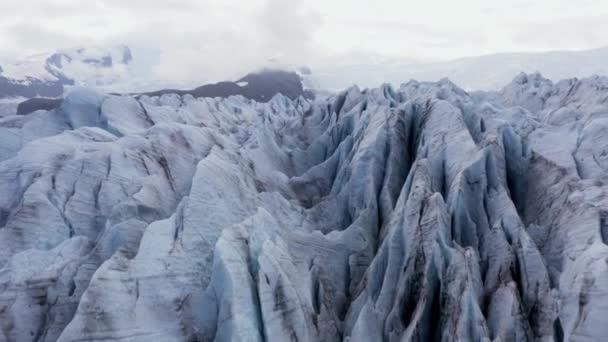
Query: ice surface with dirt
0,73,607,341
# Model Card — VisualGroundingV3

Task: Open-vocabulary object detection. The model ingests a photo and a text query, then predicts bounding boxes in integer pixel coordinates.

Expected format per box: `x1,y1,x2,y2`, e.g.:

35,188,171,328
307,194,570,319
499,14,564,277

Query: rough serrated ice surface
0,73,607,341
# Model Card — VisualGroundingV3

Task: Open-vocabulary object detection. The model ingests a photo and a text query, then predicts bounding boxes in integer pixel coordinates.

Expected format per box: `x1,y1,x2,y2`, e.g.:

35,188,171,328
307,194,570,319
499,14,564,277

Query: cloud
345,19,487,46
2,23,80,56
510,16,608,51
257,0,323,61
1,0,608,83
0,0,326,82
106,0,324,82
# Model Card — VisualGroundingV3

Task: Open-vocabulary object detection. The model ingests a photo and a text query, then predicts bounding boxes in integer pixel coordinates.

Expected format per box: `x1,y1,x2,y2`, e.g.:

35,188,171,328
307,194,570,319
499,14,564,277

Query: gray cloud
0,0,325,82
2,23,79,55
345,19,487,46
258,0,323,59
110,0,324,82
1,0,607,82
510,16,608,51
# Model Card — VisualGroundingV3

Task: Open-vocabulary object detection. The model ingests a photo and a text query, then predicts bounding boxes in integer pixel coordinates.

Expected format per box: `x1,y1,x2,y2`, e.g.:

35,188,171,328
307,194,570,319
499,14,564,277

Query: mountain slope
313,46,608,91
0,46,133,100
141,69,314,102
15,69,312,115
5,45,608,101
0,74,607,341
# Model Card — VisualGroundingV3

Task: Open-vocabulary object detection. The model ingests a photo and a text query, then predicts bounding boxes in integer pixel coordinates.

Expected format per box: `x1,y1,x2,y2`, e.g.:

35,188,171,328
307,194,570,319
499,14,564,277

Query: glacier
0,73,607,341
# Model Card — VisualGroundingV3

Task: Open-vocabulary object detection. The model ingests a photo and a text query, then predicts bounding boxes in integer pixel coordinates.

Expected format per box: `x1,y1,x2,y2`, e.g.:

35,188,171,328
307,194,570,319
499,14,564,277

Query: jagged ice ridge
0,73,607,341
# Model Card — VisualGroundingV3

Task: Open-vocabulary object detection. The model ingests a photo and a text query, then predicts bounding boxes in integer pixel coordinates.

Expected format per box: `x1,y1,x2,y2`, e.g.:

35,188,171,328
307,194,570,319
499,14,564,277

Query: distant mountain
16,69,313,115
43,46,133,86
0,76,65,99
1,45,314,116
142,69,313,102
312,46,608,90
0,45,133,100
6,45,608,113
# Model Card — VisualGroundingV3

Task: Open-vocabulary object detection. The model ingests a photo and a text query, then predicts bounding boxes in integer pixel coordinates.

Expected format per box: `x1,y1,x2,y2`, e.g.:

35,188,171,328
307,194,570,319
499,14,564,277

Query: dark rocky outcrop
16,97,63,115
141,69,314,101
15,69,314,115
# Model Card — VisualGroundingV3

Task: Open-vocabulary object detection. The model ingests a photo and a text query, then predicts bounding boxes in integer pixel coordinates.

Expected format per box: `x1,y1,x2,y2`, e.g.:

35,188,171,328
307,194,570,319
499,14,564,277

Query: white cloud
0,0,607,81
510,15,608,51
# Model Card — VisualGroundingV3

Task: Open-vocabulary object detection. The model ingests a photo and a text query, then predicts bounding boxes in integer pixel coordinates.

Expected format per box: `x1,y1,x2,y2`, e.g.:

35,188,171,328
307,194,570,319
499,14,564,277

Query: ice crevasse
0,73,607,341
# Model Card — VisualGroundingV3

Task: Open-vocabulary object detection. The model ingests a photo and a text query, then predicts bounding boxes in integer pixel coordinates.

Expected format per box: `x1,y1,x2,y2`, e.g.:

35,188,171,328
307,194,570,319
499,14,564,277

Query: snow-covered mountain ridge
0,46,134,101
0,72,607,341
311,46,608,91
5,45,608,102
14,69,312,116
0,45,133,84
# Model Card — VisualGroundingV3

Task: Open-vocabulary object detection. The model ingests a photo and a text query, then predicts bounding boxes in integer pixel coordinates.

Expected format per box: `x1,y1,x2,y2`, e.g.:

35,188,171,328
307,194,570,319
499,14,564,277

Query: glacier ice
0,73,607,341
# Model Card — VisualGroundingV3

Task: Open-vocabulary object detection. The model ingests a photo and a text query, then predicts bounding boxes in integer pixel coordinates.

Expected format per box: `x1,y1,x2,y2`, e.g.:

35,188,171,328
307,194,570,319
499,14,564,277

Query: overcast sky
1,0,607,81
